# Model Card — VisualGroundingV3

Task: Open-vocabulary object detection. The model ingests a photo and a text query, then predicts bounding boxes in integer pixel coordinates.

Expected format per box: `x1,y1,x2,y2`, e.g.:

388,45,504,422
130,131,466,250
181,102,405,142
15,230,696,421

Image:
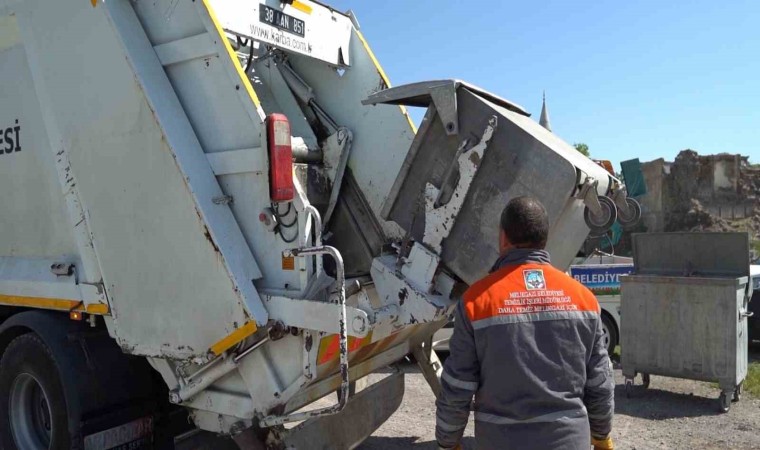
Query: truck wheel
0,334,71,450
601,313,618,356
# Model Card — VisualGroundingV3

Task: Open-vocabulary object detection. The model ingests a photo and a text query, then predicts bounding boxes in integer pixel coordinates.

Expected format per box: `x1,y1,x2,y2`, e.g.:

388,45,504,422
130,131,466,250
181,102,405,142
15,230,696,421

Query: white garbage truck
0,0,640,448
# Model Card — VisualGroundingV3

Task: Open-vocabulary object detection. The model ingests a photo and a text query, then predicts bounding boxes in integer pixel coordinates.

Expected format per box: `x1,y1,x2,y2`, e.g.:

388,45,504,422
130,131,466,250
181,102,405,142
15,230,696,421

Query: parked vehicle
569,253,633,355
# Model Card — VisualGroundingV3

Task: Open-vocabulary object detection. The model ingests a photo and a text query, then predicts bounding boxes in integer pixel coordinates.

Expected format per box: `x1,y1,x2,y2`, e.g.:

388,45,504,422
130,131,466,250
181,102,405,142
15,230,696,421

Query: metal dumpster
364,80,639,283
621,232,752,412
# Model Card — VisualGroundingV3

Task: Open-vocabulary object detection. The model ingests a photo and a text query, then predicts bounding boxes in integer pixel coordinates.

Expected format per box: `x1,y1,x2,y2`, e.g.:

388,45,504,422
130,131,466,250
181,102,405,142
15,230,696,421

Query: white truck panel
0,42,79,261
7,0,269,358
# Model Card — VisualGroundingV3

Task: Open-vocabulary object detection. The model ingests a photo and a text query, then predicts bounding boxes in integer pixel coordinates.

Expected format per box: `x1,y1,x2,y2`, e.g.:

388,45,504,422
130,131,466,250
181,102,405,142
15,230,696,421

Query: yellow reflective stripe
85,303,110,315
354,30,390,88
210,320,258,356
291,0,313,15
0,294,110,315
200,0,263,110
354,29,417,134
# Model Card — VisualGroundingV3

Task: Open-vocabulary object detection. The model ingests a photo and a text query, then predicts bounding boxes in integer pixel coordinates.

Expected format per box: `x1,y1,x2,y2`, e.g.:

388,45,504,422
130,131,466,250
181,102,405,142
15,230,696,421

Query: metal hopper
364,80,640,283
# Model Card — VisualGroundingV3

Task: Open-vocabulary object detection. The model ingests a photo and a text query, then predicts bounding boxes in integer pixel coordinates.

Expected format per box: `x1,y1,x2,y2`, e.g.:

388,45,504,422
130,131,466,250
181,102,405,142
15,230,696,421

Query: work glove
591,434,614,450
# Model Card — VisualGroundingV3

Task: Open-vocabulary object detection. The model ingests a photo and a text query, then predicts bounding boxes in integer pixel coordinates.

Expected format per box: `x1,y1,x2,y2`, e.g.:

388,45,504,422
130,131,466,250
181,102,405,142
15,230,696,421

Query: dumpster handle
259,245,348,428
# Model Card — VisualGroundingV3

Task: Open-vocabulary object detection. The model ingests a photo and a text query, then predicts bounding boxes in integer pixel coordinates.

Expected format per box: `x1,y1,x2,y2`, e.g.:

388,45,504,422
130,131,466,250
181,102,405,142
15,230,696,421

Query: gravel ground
359,346,760,450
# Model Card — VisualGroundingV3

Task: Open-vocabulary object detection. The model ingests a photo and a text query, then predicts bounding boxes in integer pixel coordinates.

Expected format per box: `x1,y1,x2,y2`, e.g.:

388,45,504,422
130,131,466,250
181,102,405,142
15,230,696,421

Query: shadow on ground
613,383,724,419
612,341,760,420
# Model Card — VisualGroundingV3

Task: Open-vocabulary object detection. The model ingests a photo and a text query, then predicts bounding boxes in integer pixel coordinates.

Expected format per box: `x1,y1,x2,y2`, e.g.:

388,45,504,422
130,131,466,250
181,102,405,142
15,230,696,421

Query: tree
574,143,590,157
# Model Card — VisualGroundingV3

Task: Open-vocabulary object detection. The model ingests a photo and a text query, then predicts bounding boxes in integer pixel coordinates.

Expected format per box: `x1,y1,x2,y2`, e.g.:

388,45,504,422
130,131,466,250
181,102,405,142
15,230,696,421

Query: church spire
539,91,552,132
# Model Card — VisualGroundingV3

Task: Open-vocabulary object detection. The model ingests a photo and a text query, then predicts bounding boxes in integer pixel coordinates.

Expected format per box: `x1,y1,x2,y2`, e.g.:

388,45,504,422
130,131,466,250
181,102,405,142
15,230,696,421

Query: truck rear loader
0,0,640,448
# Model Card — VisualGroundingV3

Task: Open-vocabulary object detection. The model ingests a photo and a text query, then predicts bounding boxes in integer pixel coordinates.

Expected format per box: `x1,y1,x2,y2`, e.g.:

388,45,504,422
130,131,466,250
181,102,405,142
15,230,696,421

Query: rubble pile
673,199,732,232
662,150,759,242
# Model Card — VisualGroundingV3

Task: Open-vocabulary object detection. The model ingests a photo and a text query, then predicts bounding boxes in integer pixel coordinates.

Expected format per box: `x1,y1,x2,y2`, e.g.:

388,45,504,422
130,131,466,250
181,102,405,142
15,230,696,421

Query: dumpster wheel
617,197,642,229
584,196,617,236
624,378,634,398
719,391,731,413
732,383,742,403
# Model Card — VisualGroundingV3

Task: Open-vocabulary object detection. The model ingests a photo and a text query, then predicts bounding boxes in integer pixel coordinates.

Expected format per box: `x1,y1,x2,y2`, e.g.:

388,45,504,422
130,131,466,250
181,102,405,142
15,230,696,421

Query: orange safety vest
463,262,600,326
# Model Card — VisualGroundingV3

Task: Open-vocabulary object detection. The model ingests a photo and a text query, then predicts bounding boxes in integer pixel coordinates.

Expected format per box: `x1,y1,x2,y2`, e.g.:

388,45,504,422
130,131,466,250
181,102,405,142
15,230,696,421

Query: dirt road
359,350,760,450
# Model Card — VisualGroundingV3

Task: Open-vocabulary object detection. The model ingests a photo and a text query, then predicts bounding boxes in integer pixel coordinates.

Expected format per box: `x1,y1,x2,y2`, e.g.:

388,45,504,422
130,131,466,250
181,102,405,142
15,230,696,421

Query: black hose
245,42,255,74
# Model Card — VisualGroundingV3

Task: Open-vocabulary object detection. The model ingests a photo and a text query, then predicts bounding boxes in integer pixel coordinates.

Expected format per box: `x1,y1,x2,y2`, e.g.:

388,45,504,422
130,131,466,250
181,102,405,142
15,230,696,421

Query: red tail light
266,114,295,202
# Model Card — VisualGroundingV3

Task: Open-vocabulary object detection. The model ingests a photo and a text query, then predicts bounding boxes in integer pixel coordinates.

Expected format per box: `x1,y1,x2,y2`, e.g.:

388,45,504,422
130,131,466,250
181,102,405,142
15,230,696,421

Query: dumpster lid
363,80,529,136
632,232,750,278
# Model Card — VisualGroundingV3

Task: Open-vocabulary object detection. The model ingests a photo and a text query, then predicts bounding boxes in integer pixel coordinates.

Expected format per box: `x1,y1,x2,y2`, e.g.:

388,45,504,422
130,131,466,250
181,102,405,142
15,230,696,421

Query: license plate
84,417,153,450
259,4,305,37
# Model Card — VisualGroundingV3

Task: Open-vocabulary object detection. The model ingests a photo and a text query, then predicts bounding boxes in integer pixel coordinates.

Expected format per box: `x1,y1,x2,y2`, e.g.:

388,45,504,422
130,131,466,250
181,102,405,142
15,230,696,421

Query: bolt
353,316,366,333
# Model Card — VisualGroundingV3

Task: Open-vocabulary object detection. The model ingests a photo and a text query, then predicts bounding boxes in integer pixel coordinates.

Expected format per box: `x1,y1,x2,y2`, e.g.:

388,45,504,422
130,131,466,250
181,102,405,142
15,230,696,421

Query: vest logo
523,269,546,290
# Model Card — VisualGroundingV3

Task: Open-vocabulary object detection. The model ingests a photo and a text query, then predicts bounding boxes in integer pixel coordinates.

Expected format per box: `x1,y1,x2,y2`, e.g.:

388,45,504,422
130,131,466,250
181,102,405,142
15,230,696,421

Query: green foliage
746,362,760,397
574,143,590,157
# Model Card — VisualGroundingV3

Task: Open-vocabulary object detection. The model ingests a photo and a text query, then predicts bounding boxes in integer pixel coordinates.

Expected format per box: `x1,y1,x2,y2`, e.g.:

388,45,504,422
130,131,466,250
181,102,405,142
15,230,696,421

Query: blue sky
329,0,760,169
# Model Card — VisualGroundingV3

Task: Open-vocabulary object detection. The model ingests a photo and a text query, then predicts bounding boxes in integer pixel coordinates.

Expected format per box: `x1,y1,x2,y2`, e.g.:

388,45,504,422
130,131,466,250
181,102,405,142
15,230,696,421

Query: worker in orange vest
435,196,615,450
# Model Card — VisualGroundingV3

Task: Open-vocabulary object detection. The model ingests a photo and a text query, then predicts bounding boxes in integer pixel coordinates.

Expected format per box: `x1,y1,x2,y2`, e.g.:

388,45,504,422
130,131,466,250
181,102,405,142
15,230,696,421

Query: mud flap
281,372,404,450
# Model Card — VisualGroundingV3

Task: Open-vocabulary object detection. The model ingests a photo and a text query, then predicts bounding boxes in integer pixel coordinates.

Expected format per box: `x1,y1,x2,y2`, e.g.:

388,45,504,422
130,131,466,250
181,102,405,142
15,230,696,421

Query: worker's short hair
500,197,549,249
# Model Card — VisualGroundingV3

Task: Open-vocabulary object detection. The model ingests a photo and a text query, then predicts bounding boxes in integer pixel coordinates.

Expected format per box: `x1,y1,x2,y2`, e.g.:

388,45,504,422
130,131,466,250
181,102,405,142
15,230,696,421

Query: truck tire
0,333,71,450
601,313,618,356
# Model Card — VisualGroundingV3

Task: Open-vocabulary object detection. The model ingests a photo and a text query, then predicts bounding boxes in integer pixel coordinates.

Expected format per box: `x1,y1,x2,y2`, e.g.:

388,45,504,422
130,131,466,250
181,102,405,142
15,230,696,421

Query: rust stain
469,151,481,167
203,227,220,254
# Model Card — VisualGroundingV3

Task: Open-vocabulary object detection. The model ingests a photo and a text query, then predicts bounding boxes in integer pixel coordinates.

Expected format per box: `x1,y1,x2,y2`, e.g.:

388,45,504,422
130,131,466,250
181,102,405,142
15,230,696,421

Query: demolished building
639,150,759,250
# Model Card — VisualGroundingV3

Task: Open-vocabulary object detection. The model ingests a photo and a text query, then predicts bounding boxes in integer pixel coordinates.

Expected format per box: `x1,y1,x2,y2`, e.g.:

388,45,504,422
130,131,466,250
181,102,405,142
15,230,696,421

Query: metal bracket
321,128,353,227
611,186,632,217
412,337,443,399
371,255,454,326
264,296,369,338
578,178,603,216
423,116,497,254
170,337,270,404
400,243,440,293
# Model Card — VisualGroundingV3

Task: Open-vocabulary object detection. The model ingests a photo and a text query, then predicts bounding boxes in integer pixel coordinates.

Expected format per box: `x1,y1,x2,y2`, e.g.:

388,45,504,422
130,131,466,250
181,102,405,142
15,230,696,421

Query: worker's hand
591,434,614,450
